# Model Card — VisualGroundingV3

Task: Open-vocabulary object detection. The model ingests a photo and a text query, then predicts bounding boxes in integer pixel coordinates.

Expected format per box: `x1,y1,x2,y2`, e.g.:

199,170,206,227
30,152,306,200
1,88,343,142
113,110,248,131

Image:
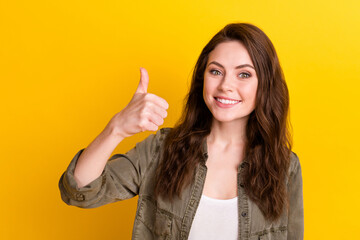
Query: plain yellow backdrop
1,0,359,239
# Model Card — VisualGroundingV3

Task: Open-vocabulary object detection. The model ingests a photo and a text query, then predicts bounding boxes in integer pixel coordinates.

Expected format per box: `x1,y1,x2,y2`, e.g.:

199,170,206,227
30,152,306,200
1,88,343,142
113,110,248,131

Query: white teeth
216,98,241,104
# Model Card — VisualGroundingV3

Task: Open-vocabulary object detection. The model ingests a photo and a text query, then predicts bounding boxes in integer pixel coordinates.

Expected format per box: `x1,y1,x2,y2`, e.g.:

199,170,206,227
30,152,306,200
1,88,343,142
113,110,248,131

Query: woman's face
203,40,258,124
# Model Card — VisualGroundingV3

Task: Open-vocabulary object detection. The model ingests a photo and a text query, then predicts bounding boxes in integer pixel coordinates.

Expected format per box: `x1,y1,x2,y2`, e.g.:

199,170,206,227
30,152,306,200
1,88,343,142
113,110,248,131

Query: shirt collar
202,138,208,162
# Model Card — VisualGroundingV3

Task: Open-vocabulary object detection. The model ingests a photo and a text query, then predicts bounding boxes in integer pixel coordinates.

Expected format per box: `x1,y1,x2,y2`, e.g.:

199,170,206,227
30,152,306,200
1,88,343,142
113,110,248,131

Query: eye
239,72,251,78
209,69,222,76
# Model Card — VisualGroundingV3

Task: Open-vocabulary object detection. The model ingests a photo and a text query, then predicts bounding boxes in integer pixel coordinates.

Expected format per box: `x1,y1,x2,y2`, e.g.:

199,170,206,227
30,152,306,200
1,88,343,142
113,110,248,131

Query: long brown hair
154,23,292,221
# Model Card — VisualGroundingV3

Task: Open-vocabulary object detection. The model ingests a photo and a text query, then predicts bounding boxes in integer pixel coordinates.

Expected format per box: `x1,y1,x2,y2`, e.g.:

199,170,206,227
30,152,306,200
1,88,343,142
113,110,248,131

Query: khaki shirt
59,128,304,239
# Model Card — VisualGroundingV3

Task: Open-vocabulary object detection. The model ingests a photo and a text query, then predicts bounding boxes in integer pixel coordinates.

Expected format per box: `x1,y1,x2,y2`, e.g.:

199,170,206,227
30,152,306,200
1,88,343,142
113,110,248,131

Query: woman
59,23,304,240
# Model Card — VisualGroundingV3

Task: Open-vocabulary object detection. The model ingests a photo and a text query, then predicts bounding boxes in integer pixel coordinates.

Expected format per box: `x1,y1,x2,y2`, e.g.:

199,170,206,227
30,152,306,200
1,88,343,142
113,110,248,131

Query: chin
212,114,244,123
211,111,252,124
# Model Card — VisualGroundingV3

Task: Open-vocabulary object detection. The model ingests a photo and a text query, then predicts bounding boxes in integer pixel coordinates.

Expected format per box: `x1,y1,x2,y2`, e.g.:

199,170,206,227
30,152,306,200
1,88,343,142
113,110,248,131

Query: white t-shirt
187,194,238,240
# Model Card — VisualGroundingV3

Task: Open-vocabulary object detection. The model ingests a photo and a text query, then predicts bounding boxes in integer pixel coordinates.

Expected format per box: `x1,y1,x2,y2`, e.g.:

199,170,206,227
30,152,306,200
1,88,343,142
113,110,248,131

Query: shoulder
136,127,173,153
139,127,173,144
288,151,302,180
159,127,173,136
155,127,173,143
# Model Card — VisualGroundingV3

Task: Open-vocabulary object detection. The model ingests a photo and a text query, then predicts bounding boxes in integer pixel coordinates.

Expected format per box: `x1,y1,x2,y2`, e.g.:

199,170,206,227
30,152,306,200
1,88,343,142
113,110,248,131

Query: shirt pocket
137,196,173,239
251,226,287,240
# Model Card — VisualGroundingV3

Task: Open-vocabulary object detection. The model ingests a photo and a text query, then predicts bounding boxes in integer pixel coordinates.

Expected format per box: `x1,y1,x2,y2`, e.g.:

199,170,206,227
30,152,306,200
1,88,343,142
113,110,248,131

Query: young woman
59,23,304,240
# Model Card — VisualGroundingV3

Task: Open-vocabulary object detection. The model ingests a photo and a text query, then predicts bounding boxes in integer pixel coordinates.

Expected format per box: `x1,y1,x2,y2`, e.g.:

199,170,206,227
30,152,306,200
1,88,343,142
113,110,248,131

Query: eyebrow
207,61,255,70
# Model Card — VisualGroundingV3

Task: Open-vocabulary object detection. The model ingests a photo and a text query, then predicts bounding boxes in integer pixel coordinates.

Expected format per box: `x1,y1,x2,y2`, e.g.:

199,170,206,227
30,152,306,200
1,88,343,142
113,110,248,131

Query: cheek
203,79,214,98
250,85,258,98
243,81,258,98
248,84,258,108
253,82,258,97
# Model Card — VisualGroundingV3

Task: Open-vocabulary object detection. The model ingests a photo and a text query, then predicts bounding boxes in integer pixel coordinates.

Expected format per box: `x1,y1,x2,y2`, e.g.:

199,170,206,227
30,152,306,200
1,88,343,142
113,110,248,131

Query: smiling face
203,40,258,124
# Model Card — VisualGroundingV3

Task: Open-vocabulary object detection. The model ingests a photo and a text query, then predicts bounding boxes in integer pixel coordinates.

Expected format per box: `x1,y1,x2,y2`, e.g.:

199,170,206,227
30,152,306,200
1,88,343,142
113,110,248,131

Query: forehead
207,40,253,66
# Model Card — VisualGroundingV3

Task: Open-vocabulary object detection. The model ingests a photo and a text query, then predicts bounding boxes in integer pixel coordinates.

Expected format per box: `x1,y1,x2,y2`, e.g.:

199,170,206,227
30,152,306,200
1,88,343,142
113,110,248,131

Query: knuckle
144,101,153,108
139,111,146,119
147,93,155,98
140,109,150,118
151,124,158,131
138,119,147,129
156,116,164,126
144,93,153,101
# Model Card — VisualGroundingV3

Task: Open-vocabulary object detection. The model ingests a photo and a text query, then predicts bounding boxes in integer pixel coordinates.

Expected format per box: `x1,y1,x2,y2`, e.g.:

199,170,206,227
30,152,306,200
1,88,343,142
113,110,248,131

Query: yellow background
1,0,359,239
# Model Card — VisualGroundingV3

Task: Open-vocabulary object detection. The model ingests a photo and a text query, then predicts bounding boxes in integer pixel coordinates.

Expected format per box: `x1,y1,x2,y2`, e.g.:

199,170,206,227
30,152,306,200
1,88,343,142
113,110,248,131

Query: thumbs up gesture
106,68,169,139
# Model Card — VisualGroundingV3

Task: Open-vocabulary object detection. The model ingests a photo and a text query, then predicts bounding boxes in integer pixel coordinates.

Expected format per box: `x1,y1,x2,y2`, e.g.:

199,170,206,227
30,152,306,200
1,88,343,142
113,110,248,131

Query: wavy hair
154,23,292,221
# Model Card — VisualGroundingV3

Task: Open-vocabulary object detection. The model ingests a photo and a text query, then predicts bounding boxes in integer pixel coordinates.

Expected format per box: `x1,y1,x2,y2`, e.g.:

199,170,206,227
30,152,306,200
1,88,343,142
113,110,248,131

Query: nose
217,73,234,92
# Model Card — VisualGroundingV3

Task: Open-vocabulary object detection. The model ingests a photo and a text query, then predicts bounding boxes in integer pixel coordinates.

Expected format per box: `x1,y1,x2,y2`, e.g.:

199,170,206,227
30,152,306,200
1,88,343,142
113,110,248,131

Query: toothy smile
215,97,241,105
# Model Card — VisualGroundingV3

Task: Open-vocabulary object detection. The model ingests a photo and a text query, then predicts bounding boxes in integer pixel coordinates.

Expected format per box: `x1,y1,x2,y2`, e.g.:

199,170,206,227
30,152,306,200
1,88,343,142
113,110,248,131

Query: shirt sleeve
58,128,168,209
287,152,304,239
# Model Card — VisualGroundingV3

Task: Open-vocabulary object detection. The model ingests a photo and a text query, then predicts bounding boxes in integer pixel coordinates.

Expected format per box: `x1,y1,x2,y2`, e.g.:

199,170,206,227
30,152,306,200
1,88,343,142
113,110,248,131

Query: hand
106,67,169,138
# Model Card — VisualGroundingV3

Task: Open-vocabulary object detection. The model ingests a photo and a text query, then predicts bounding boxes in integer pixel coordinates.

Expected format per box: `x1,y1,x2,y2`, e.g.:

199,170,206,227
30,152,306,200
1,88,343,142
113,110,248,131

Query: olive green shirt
59,128,304,239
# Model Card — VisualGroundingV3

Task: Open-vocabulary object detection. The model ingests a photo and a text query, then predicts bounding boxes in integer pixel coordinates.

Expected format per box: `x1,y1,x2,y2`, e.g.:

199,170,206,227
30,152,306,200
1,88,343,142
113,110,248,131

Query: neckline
201,194,238,202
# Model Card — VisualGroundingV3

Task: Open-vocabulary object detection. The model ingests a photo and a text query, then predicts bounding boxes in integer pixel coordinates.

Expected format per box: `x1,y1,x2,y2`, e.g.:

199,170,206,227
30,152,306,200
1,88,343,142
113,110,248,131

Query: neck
207,117,248,146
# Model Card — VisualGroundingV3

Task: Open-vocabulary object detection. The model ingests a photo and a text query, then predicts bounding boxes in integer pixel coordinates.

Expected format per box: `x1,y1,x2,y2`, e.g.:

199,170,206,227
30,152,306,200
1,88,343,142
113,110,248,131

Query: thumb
135,67,149,94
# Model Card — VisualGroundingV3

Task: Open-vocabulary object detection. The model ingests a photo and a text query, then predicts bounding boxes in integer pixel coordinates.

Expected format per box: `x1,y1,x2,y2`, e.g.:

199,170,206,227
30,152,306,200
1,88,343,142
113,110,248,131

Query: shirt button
241,211,247,217
75,193,85,201
240,183,244,188
240,162,246,168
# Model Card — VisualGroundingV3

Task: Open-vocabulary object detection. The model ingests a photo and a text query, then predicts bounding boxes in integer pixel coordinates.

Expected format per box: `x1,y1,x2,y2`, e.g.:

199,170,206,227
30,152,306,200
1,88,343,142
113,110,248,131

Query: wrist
102,123,125,143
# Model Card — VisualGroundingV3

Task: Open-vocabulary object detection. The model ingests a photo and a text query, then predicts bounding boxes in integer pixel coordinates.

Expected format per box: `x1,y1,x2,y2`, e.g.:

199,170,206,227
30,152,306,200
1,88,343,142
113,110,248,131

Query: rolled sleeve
58,128,169,209
58,148,109,208
287,152,304,239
